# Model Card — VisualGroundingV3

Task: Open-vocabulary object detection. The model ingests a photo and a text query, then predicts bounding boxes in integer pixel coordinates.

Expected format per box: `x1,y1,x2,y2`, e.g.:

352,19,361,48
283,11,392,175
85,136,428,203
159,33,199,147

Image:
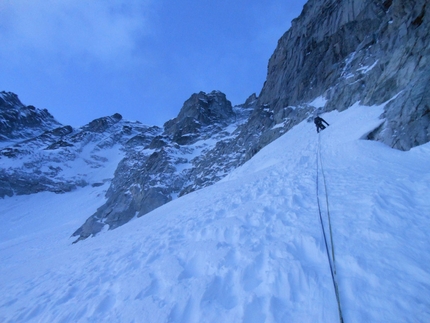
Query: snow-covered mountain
0,90,256,241
74,0,429,240
1,0,430,321
1,0,429,242
1,91,160,198
72,90,256,241
1,104,429,322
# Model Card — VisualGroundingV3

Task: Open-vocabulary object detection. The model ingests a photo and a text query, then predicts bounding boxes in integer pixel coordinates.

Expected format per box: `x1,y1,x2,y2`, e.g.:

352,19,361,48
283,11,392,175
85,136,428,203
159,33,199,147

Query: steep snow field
1,103,429,322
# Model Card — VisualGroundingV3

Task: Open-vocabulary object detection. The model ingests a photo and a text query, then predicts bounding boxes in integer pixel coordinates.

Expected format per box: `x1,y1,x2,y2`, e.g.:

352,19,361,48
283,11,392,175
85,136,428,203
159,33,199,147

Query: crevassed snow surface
1,103,429,322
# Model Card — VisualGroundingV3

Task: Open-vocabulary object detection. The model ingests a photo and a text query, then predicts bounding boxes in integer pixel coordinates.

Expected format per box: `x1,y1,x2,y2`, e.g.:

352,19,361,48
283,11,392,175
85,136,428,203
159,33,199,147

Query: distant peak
82,113,123,133
0,91,61,141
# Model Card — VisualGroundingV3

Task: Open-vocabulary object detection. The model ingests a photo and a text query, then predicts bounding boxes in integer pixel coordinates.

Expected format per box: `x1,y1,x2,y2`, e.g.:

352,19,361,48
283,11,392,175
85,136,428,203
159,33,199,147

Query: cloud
0,0,154,67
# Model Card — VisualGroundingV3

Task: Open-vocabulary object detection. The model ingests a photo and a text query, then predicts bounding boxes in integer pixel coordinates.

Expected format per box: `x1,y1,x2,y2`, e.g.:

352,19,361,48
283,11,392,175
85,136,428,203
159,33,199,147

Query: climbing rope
318,134,337,274
316,133,344,323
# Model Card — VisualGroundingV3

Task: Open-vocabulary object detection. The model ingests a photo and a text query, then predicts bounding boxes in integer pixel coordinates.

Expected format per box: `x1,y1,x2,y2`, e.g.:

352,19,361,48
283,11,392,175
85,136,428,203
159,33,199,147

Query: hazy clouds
0,0,306,127
0,0,153,67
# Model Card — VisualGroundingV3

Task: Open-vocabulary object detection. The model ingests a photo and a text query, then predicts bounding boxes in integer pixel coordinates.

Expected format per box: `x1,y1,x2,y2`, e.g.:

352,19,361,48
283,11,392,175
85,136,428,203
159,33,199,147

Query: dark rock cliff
253,0,429,151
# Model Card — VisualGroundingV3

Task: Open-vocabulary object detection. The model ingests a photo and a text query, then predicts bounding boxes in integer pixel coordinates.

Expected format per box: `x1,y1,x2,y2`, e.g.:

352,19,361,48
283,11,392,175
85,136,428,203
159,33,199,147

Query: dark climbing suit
314,116,329,133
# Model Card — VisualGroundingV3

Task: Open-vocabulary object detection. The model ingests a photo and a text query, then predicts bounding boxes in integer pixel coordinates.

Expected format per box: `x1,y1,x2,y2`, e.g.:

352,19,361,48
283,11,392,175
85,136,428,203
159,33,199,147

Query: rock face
2,0,429,242
254,0,429,151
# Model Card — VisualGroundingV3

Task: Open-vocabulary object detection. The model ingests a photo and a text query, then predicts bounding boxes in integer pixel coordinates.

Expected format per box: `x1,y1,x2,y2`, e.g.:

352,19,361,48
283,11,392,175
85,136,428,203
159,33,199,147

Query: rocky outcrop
359,2,430,149
0,91,61,142
82,113,123,133
163,90,235,145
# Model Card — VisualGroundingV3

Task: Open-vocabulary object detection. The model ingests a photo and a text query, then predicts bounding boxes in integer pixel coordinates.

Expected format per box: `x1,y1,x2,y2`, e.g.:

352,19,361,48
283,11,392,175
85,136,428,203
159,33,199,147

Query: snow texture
1,103,429,322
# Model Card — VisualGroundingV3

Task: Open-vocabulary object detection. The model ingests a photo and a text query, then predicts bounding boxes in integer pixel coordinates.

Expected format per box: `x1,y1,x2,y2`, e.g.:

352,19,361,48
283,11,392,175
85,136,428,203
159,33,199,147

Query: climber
314,116,330,133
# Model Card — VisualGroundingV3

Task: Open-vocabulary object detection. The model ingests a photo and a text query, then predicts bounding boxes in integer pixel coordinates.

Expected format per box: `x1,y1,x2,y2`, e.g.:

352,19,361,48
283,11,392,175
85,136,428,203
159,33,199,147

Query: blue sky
0,0,306,127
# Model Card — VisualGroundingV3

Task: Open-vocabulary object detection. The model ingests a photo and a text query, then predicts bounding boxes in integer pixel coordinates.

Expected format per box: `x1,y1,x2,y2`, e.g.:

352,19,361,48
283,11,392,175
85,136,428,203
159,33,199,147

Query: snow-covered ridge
0,108,159,198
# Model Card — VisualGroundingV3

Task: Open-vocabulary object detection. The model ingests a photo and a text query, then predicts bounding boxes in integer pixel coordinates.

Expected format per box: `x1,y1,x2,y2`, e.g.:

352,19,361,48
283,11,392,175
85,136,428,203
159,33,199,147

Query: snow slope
1,103,429,322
